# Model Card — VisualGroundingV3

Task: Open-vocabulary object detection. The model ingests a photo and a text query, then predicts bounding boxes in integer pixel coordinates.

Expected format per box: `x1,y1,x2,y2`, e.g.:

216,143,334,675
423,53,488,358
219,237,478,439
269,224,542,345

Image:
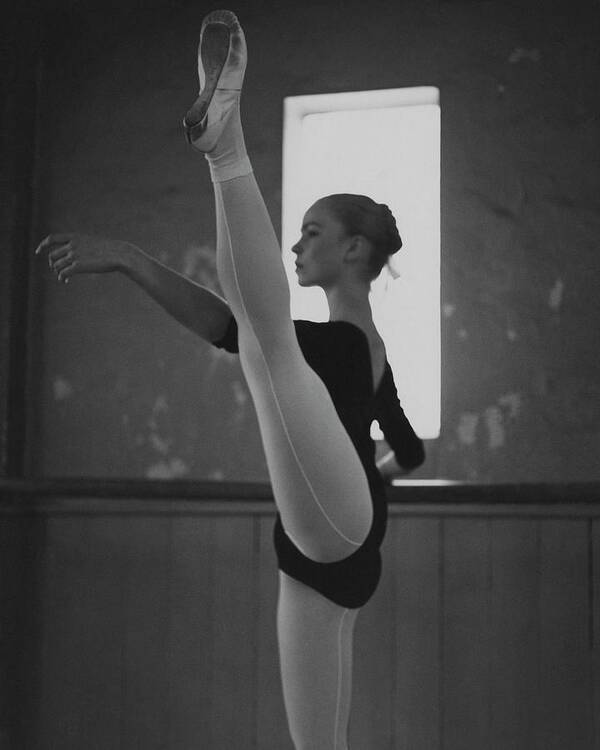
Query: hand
34,233,130,283
376,449,411,482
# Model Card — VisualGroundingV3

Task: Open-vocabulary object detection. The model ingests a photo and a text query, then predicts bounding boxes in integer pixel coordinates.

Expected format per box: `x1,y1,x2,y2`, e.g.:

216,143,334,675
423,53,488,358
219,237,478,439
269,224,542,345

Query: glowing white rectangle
282,88,440,439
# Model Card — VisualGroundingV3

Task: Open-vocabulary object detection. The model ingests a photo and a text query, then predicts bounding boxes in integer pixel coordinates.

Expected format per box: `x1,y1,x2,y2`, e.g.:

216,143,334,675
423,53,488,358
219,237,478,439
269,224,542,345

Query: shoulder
296,319,372,356
212,317,364,354
294,318,359,340
304,319,370,344
294,319,372,373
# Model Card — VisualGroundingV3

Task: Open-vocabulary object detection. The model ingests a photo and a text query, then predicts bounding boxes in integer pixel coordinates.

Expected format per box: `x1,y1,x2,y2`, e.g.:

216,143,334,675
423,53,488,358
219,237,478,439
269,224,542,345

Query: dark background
3,0,599,482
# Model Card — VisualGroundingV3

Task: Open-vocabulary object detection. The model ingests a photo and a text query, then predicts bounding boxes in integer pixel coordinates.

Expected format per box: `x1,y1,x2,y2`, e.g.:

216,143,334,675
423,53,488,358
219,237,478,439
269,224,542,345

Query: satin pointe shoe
183,9,247,152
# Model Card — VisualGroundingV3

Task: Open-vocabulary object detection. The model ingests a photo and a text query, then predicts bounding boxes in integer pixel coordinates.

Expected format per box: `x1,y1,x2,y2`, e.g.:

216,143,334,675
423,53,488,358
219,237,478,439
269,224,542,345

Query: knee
297,505,371,564
291,528,363,564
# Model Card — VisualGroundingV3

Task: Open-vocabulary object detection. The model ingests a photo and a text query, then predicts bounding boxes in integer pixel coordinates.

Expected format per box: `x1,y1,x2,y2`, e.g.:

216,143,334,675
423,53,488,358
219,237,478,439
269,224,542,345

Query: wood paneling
593,519,600,750
120,516,172,749
167,516,216,749
0,516,22,749
210,516,257,748
351,532,395,748
489,520,539,750
1,487,600,749
391,518,441,750
443,519,493,749
537,520,593,749
256,516,292,750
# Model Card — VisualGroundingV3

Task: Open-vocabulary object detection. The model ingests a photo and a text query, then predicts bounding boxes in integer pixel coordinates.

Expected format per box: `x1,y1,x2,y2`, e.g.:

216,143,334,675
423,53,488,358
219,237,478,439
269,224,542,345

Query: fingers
52,252,77,283
34,233,74,256
53,253,73,274
46,246,76,283
46,243,71,271
57,261,77,283
34,234,77,284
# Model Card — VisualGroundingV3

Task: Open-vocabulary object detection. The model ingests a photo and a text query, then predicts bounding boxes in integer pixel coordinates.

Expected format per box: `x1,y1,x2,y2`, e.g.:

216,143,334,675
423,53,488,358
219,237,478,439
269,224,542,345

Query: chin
295,269,322,288
297,278,318,288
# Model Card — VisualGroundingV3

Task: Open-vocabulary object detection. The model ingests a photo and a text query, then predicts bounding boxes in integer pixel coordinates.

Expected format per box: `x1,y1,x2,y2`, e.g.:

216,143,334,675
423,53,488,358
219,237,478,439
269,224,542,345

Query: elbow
415,440,426,467
400,440,426,472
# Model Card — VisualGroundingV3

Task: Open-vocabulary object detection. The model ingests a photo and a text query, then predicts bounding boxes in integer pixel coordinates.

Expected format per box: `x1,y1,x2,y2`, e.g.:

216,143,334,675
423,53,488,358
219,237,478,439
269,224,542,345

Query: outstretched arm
35,233,232,343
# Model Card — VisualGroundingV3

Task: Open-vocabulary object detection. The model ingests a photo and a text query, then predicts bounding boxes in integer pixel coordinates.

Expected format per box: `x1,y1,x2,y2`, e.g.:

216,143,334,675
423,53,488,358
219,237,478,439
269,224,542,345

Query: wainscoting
1,480,599,749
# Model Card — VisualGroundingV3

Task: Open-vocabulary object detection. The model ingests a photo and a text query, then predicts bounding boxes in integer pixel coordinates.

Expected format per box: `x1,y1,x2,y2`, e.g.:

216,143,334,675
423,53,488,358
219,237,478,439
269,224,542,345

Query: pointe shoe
183,10,247,152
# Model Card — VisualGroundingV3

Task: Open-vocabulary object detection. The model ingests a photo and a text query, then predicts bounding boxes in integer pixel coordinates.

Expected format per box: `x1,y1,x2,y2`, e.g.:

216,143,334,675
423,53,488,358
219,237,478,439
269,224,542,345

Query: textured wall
30,0,600,481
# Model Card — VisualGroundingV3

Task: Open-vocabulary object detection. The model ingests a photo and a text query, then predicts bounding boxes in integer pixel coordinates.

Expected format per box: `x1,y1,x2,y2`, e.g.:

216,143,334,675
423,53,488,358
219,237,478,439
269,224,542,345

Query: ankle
206,153,253,183
204,100,253,183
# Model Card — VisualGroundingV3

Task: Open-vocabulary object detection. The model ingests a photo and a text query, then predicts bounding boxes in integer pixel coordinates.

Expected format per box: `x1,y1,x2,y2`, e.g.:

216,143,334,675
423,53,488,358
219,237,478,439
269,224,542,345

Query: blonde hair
318,194,402,280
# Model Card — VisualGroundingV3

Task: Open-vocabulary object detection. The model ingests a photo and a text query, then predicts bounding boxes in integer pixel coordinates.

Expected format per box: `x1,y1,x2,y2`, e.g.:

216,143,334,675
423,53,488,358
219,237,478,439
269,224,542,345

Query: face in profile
291,201,349,289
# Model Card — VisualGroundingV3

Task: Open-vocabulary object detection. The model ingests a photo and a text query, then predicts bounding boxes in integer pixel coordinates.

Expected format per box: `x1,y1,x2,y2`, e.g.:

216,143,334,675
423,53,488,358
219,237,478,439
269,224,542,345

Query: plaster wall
31,0,600,481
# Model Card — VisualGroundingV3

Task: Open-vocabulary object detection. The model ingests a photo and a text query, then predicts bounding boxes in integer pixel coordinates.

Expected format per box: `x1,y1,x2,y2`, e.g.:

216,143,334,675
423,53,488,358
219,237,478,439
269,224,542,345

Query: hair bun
317,193,403,281
378,203,403,255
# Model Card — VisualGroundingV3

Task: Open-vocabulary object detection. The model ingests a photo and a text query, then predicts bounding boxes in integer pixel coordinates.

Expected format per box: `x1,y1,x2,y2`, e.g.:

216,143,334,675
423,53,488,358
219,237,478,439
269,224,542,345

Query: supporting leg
277,572,358,750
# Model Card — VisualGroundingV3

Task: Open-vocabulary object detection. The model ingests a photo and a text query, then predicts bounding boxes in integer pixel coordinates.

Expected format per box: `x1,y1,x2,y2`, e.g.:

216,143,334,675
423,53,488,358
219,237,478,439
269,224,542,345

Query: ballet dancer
36,10,424,748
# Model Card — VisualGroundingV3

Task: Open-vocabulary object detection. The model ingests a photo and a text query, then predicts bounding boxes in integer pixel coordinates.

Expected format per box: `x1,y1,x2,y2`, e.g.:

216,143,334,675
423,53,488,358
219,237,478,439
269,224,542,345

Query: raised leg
193,12,373,563
211,107,372,562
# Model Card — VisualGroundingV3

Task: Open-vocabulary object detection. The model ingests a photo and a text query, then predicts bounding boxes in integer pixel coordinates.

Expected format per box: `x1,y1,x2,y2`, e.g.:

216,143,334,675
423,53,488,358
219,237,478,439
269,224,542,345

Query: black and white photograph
2,0,599,747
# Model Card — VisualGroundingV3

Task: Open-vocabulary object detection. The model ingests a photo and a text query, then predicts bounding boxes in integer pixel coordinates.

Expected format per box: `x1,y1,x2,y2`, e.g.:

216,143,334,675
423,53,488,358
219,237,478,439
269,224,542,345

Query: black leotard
213,316,425,608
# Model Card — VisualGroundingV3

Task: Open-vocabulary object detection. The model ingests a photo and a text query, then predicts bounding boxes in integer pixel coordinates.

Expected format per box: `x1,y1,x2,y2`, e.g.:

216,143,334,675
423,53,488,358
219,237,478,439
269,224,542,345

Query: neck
324,280,374,329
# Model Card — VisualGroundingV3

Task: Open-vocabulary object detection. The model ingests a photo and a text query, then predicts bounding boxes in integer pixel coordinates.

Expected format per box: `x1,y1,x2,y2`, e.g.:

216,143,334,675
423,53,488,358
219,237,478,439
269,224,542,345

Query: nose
292,242,302,256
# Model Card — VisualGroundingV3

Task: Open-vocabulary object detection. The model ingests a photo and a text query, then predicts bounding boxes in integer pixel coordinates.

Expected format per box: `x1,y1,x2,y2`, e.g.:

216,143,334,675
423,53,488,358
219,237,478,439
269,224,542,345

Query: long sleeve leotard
213,316,425,607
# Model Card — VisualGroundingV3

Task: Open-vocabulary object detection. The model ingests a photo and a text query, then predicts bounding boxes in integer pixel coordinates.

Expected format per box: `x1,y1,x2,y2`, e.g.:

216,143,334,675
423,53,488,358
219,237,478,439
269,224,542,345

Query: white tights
278,572,358,750
208,99,370,748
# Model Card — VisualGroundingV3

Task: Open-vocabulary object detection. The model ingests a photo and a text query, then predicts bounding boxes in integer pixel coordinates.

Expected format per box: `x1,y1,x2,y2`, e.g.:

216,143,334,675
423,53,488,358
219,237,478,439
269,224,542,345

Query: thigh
277,571,359,750
238,326,372,562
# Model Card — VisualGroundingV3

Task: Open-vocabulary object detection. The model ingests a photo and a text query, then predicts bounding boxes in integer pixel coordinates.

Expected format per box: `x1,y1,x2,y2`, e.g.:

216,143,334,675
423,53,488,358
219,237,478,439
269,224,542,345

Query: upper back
294,319,387,401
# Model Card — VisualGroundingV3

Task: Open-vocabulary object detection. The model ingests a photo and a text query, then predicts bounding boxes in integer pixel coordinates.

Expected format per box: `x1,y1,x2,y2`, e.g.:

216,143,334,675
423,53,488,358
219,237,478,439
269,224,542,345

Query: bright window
282,87,441,439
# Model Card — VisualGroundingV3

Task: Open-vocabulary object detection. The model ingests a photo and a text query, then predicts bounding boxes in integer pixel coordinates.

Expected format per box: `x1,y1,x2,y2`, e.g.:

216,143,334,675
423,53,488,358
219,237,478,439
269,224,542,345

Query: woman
36,10,424,748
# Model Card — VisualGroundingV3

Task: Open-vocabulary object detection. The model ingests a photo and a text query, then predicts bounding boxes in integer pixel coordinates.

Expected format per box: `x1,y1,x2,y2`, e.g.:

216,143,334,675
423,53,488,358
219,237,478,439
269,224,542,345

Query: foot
183,10,247,152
